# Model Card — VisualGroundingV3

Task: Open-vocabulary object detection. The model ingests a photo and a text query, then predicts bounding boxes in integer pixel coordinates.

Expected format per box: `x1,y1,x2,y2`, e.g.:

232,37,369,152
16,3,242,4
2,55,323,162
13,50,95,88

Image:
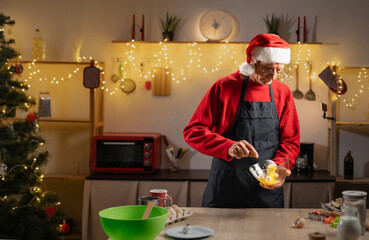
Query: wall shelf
45,174,86,181
14,60,96,65
112,40,323,45
39,118,90,123
336,122,369,126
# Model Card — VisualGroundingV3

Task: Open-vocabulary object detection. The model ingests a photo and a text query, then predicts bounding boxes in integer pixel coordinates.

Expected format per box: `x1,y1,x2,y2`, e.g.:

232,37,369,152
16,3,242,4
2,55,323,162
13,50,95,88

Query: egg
166,208,172,219
168,207,177,219
172,205,184,215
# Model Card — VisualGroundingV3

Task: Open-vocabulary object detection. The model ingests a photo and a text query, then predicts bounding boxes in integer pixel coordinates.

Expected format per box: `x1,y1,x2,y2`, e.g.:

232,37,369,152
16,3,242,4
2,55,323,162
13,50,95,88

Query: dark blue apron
202,76,284,208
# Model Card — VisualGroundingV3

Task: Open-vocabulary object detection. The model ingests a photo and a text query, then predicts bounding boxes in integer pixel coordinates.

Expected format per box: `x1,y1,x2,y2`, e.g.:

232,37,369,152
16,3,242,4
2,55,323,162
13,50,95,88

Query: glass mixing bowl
249,157,289,186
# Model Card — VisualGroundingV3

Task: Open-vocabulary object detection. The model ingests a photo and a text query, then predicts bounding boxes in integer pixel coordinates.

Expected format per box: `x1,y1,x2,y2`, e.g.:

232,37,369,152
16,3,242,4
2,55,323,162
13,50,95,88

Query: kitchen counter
87,169,335,182
157,207,369,240
83,171,336,239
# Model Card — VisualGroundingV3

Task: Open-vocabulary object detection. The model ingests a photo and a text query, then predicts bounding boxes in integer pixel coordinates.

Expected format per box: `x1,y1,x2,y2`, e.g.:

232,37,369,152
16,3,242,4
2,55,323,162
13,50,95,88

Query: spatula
293,65,303,99
142,201,155,219
305,62,316,101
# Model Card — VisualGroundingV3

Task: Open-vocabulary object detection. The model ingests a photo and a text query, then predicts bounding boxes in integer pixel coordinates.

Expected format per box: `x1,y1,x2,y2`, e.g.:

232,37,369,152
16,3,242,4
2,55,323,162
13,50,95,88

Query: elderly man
183,34,300,208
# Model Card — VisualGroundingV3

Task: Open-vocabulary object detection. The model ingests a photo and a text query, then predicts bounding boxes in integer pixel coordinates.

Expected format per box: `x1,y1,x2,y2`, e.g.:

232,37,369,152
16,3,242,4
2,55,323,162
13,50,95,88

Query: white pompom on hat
239,34,291,76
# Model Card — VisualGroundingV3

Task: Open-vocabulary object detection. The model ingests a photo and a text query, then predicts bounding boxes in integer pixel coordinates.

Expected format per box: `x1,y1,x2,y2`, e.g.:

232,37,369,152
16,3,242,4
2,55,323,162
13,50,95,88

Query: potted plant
160,12,181,41
263,14,280,35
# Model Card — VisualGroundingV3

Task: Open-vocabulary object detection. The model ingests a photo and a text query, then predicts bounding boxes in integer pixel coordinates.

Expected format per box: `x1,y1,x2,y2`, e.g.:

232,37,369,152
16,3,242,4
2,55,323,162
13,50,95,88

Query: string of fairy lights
329,62,368,109
0,156,61,210
0,105,51,210
14,56,105,88
3,42,368,110
112,40,240,96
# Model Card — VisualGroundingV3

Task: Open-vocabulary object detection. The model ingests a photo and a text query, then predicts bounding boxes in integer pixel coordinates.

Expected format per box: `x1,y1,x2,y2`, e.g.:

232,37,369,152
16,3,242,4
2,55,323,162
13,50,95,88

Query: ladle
293,65,303,99
305,62,316,101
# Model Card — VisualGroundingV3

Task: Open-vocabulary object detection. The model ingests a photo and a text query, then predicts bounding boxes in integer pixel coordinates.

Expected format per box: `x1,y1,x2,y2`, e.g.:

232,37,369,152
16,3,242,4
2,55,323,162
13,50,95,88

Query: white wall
2,0,369,175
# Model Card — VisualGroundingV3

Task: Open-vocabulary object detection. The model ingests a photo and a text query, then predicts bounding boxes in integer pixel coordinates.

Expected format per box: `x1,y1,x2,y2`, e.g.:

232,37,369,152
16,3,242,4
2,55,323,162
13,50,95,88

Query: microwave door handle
103,142,136,145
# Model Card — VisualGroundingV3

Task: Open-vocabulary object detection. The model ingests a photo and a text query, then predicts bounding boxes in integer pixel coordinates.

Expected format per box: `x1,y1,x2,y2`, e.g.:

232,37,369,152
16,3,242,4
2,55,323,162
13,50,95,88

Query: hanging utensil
110,58,120,83
305,62,316,101
120,63,136,94
293,65,303,99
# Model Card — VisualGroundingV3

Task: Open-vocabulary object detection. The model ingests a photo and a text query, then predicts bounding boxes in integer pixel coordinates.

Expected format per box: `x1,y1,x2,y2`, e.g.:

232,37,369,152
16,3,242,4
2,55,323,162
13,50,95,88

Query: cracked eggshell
293,218,306,228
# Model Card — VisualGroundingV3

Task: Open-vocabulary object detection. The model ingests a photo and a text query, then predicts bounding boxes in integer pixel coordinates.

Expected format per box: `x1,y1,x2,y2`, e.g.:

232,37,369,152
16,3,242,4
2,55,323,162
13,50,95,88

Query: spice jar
341,190,367,235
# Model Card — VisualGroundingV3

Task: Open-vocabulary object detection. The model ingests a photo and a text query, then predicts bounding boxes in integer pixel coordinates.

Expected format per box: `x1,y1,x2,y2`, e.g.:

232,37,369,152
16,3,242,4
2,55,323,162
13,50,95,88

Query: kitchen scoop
305,62,316,101
249,158,289,186
142,201,155,219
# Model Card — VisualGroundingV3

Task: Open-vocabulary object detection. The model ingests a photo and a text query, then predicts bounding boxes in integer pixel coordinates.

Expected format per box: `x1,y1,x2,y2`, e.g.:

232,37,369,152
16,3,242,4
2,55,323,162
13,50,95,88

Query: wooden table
156,208,369,240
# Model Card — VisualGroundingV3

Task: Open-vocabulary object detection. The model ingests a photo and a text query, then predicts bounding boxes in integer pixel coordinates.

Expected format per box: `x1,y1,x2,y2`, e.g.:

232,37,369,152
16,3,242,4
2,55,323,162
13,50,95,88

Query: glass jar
32,29,45,61
342,190,367,235
337,206,361,240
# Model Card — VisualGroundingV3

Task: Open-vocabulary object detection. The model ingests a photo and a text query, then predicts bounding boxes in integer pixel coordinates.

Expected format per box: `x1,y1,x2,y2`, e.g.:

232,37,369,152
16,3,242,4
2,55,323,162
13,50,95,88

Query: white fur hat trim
252,46,291,64
239,62,255,76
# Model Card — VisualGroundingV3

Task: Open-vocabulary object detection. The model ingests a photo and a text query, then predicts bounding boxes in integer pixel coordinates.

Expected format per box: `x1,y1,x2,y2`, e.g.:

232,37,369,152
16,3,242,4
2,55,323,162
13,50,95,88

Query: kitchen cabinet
82,170,335,240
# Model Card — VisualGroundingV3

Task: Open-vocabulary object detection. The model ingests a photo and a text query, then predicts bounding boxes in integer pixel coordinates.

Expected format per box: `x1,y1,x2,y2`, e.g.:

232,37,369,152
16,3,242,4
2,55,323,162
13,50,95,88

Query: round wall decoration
199,10,234,42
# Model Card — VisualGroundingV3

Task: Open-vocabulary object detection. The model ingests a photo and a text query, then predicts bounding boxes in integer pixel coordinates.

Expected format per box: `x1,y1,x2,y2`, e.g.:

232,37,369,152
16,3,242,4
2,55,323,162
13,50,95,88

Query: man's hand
259,169,291,189
228,140,259,159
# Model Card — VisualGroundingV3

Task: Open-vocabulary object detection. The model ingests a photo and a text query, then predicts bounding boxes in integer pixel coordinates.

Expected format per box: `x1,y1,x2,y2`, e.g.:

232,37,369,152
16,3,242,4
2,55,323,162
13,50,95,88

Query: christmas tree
0,13,65,239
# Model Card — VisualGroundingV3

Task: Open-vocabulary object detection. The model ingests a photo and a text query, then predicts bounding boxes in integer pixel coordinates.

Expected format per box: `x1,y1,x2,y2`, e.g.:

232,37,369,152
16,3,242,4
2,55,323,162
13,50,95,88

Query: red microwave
92,133,161,173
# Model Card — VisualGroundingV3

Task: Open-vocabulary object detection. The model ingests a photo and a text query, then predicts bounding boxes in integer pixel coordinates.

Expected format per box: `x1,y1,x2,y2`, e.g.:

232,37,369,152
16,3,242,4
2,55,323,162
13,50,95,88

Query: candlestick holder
131,14,145,41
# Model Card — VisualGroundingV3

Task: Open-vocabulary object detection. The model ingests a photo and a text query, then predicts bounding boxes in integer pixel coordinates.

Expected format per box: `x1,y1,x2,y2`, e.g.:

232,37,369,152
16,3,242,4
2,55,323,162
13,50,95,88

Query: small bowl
99,205,168,240
249,158,289,186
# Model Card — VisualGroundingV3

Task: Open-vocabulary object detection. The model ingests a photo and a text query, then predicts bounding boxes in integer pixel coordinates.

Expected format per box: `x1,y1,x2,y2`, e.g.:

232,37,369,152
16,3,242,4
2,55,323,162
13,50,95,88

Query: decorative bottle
32,29,45,60
344,151,354,180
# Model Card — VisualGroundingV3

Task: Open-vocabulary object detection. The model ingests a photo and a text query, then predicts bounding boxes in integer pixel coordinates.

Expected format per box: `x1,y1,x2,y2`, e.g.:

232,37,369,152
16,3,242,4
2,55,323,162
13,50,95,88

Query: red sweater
183,71,300,168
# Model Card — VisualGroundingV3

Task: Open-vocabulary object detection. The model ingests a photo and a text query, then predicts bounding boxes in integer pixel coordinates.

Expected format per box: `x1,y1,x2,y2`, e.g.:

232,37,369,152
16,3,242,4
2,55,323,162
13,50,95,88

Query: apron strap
269,83,275,103
226,76,248,137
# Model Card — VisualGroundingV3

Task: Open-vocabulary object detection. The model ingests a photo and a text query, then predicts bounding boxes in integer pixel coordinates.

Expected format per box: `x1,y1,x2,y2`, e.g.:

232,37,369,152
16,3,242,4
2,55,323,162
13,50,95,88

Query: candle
132,14,135,40
141,14,145,41
297,16,300,42
303,16,306,42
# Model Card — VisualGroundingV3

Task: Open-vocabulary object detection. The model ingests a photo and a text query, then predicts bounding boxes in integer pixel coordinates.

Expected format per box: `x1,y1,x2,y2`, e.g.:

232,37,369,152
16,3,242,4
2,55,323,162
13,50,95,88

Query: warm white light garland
0,156,60,209
20,57,104,89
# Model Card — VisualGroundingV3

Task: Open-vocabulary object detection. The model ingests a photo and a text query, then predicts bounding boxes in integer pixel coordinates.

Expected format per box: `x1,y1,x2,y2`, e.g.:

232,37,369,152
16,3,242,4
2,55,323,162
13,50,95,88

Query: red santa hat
239,34,291,76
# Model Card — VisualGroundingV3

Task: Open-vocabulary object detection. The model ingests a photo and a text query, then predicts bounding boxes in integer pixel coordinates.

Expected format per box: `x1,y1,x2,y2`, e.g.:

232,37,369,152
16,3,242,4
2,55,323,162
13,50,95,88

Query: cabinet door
189,181,207,207
290,182,335,208
82,180,139,240
138,181,188,207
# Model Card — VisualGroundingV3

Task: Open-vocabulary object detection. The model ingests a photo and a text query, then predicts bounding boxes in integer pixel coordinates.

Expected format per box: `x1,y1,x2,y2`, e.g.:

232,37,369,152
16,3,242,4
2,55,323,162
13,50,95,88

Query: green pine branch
0,12,65,239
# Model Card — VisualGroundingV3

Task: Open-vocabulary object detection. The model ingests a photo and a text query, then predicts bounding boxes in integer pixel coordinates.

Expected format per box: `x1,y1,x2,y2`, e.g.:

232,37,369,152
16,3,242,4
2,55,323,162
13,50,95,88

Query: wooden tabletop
157,208,369,240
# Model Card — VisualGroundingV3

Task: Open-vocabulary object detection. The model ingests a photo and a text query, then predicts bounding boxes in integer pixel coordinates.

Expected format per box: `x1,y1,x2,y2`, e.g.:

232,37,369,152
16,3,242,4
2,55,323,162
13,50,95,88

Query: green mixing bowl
99,205,168,240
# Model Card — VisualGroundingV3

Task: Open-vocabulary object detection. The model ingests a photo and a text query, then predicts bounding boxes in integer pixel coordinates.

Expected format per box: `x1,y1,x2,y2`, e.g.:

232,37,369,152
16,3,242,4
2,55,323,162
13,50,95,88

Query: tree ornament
34,119,39,133
58,220,71,235
0,162,8,176
10,64,23,74
45,206,56,217
27,112,36,123
15,64,23,74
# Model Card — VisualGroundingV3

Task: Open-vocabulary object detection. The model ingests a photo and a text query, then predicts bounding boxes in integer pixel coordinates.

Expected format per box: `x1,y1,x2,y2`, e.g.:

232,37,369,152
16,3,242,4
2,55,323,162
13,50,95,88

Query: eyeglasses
261,67,285,76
